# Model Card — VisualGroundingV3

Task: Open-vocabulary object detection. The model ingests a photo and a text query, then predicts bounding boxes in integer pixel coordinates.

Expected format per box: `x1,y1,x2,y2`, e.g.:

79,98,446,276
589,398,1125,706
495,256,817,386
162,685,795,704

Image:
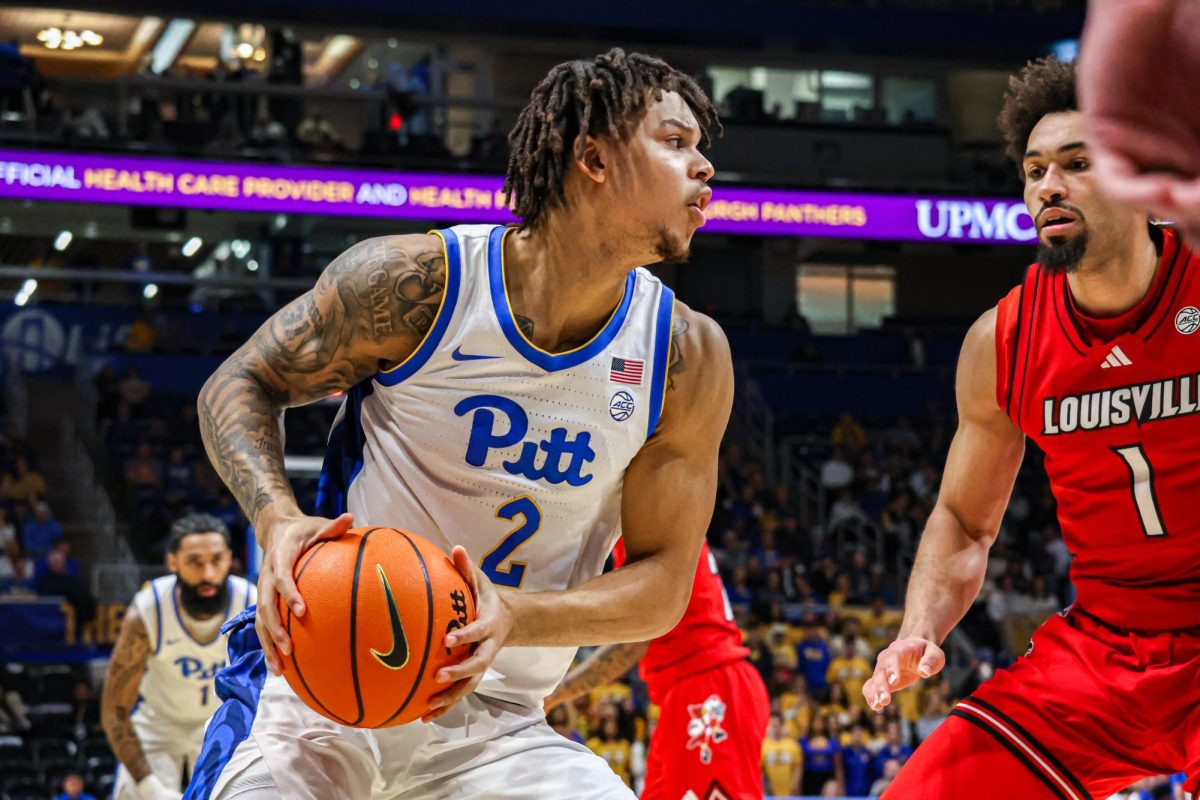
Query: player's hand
255,511,354,674
863,636,945,712
1079,0,1200,239
422,546,513,723
136,774,183,800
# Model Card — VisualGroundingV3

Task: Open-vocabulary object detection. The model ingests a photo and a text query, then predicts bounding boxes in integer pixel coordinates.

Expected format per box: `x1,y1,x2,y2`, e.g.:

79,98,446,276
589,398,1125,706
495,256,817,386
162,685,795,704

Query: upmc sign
0,149,1035,246
915,199,1036,242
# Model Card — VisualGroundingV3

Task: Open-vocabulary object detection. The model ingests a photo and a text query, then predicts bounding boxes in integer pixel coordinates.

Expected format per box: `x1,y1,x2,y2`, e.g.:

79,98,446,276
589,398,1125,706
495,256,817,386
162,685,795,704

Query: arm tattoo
556,640,649,703
101,609,152,782
666,316,690,392
198,236,446,529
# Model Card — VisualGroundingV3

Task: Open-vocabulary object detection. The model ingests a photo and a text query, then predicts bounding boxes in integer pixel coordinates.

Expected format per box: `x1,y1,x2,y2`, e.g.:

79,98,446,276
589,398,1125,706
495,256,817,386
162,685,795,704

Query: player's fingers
434,649,491,683
313,512,354,543
450,546,480,599
255,611,283,675
421,674,483,722
444,616,489,648
273,564,305,620
918,643,946,678
260,578,293,657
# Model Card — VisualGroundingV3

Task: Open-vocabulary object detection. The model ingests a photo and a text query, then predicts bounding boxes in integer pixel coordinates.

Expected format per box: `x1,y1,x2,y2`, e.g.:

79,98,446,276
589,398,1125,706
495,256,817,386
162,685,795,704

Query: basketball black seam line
948,710,1074,800
287,541,352,726
381,530,435,727
348,528,383,726
963,696,1090,798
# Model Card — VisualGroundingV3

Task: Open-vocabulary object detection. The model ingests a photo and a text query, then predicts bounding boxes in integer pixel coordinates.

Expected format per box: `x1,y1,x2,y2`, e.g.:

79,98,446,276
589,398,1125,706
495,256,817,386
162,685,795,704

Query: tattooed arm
101,606,151,782
197,234,446,672
545,640,650,710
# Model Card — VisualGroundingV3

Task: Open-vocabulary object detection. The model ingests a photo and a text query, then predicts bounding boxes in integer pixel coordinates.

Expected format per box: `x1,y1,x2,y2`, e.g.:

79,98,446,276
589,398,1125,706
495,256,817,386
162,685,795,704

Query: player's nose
1037,164,1069,205
691,151,714,183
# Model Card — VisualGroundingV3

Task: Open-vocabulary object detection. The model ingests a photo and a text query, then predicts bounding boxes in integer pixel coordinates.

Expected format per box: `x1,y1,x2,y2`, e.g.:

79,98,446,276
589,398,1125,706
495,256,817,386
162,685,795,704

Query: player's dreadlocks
998,56,1078,174
503,48,720,229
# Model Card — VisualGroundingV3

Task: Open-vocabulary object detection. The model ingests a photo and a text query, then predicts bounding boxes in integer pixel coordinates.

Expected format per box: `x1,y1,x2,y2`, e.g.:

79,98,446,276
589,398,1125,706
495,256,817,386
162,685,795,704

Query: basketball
278,527,477,728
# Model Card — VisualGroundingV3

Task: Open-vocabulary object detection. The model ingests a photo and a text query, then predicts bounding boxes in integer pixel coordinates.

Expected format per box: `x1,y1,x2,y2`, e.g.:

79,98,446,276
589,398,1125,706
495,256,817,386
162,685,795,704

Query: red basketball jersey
996,227,1200,630
613,540,749,704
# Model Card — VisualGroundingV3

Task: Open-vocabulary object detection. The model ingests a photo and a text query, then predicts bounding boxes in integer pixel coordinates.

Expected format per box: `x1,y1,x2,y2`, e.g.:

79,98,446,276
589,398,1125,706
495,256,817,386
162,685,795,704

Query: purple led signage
0,149,1035,245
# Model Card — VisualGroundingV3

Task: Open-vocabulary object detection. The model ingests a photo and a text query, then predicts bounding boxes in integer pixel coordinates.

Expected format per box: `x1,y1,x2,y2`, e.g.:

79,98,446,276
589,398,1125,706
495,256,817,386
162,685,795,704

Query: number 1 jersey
996,226,1200,630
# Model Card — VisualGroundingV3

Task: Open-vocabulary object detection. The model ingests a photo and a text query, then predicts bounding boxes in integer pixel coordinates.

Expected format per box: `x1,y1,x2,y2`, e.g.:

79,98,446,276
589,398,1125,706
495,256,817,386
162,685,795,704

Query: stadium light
143,283,159,300
14,279,37,306
53,230,72,251
247,259,259,272
182,237,203,257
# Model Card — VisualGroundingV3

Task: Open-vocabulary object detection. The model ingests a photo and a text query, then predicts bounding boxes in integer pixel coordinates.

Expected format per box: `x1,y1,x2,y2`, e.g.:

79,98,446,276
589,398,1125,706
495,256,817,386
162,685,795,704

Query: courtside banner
0,149,1035,245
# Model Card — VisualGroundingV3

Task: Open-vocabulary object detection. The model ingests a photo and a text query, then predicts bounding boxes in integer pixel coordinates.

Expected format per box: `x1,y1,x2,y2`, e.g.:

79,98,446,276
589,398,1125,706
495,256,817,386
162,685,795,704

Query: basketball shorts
642,659,770,800
113,720,205,799
184,611,635,800
884,607,1200,800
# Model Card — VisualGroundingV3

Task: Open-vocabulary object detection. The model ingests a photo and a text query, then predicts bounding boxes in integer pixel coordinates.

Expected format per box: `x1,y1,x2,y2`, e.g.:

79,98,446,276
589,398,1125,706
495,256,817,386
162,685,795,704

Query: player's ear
574,134,607,185
166,551,178,574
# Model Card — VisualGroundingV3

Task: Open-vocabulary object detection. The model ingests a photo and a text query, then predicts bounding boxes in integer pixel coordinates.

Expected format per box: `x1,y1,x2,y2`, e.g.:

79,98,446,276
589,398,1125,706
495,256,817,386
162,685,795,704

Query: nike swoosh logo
370,564,409,670
451,346,500,361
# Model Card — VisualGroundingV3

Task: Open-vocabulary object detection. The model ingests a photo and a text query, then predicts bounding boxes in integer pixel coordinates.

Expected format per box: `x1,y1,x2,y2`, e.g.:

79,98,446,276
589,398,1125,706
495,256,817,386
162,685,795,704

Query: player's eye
667,136,685,148
1027,166,1044,180
1070,159,1089,170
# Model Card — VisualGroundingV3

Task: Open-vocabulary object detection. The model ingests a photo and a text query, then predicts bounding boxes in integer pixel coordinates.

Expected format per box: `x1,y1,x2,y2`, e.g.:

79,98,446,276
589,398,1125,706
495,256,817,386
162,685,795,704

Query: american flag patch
610,357,644,385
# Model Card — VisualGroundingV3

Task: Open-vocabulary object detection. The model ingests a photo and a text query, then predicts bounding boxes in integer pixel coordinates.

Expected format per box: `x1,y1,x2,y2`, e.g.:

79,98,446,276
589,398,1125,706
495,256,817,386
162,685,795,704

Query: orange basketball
278,527,476,728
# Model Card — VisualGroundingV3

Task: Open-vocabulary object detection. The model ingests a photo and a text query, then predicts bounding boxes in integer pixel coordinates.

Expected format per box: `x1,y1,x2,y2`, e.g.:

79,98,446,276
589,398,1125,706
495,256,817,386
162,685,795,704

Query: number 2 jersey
995,226,1200,630
315,224,676,709
129,574,256,732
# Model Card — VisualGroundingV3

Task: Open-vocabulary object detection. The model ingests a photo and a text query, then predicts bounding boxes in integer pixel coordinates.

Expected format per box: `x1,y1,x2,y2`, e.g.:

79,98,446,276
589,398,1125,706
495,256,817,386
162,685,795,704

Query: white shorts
191,672,634,800
113,723,204,799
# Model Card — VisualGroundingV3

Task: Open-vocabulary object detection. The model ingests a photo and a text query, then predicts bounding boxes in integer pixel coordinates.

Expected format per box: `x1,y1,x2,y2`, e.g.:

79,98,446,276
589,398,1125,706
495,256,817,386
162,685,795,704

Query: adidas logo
1100,345,1133,369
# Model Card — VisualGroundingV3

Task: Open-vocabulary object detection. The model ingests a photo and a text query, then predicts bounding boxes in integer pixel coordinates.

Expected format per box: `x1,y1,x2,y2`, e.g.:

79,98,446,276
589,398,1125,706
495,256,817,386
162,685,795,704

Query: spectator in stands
841,724,875,797
117,365,151,420
800,713,843,796
0,538,34,593
820,446,854,492
766,623,798,676
125,442,164,489
761,713,802,798
71,678,102,739
547,703,585,745
587,716,633,787
297,110,343,153
125,309,158,353
36,540,81,580
745,622,776,685
0,505,14,550
1,455,47,504
0,671,30,733
163,446,196,510
826,641,872,711
874,720,913,774
36,544,96,627
870,758,902,797
22,501,63,558
797,619,832,695
56,772,96,800
831,412,868,455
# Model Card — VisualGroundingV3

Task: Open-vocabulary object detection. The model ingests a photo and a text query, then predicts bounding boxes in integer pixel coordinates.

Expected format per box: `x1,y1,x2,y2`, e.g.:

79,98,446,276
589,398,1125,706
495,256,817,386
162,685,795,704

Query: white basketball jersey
130,574,255,730
314,224,676,708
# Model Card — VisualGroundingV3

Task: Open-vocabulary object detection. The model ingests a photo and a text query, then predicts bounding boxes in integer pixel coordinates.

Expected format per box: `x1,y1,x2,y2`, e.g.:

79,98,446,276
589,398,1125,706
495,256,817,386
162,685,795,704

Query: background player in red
864,57,1200,799
546,540,769,800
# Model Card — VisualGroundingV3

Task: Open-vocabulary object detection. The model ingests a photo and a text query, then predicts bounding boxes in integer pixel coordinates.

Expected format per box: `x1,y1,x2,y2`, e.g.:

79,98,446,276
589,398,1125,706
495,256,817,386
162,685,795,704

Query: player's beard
178,577,229,618
1037,230,1089,275
654,224,691,265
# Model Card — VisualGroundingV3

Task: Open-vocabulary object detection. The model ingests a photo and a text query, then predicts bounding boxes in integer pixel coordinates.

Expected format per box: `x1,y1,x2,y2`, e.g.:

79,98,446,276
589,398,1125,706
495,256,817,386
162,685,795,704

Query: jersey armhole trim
647,287,676,439
375,229,462,387
149,579,163,655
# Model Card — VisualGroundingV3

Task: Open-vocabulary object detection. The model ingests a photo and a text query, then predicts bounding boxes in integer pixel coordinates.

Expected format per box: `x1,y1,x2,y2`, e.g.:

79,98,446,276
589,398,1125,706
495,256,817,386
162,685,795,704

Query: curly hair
997,56,1078,172
503,48,720,229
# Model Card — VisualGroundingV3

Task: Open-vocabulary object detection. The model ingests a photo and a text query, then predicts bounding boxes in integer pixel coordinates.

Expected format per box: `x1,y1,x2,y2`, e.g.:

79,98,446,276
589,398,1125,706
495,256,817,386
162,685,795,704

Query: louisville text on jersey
1042,370,1200,435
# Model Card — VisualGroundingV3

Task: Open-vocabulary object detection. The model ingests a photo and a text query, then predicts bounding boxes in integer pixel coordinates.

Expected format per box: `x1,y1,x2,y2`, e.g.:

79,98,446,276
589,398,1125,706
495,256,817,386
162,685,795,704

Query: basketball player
863,57,1200,798
546,540,769,800
188,48,732,800
1079,0,1200,239
103,514,255,800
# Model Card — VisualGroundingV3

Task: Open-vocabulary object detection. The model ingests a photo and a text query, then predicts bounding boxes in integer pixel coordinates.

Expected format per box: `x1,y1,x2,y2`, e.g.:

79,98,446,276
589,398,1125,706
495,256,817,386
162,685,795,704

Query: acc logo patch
609,390,635,422
686,694,729,765
1176,306,1199,334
